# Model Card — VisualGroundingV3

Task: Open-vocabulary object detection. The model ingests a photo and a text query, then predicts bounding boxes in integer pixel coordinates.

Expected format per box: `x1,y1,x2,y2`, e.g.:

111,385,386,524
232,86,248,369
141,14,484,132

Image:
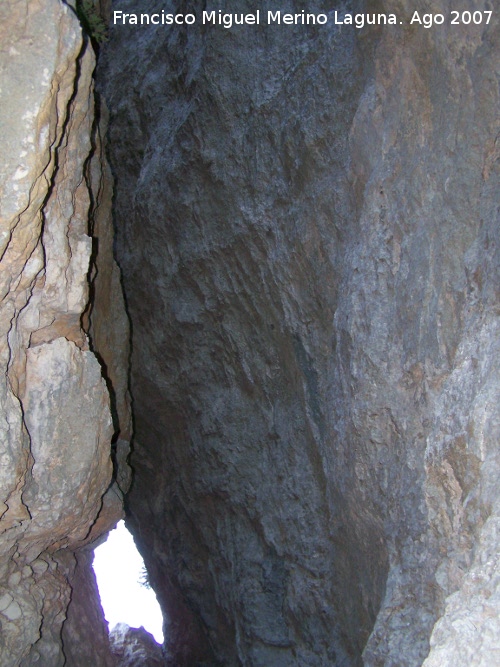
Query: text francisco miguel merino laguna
112,10,401,29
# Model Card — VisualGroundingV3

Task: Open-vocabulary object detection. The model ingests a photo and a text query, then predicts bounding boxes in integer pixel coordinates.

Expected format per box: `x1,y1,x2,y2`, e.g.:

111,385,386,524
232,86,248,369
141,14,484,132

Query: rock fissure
1,0,499,665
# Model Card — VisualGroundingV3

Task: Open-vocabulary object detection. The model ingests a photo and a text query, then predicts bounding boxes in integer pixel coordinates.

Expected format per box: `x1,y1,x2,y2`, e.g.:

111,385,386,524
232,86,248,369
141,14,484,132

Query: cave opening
92,520,164,644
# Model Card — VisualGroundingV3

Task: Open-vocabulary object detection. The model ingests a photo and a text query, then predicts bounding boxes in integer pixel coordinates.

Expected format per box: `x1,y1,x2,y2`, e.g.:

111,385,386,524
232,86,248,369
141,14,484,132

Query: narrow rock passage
0,1,499,666
98,2,500,666
93,520,164,643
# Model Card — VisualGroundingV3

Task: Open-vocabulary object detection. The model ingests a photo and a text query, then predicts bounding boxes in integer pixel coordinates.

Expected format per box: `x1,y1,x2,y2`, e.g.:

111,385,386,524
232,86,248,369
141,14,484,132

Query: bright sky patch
93,520,164,644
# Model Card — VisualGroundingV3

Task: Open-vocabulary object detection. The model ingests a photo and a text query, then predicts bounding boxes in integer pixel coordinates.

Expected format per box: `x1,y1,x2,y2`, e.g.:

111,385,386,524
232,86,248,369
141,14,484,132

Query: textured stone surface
110,623,164,667
99,1,500,665
423,513,500,667
62,550,117,667
0,1,130,664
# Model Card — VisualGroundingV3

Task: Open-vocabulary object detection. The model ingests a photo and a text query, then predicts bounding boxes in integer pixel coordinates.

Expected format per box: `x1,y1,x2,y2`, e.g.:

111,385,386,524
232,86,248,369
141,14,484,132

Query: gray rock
110,623,163,667
1,0,498,664
98,1,500,666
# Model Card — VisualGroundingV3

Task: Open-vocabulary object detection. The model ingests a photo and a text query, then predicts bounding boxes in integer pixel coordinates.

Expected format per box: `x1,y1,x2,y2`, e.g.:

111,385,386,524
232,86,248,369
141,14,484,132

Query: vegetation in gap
138,565,152,589
76,0,108,43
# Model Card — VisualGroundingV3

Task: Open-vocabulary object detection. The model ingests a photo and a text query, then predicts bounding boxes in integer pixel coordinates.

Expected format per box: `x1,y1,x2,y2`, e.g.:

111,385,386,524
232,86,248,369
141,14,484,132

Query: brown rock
0,1,130,664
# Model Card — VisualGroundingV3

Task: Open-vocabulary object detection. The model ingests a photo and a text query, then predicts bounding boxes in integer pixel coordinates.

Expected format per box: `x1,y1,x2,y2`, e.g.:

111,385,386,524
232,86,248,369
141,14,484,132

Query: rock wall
0,1,130,664
2,2,497,664
109,623,164,666
98,0,499,666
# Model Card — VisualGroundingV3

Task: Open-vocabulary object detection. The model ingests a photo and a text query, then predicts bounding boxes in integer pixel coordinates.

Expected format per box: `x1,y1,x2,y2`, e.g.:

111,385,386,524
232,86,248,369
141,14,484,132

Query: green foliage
76,0,108,44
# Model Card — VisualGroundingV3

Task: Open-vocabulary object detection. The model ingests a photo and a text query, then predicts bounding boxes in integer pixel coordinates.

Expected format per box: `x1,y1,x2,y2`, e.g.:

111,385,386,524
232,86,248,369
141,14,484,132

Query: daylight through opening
93,520,164,644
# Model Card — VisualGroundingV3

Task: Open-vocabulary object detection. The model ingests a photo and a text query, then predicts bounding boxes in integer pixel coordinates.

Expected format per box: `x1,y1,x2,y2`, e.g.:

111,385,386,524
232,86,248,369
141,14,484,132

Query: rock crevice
1,0,499,666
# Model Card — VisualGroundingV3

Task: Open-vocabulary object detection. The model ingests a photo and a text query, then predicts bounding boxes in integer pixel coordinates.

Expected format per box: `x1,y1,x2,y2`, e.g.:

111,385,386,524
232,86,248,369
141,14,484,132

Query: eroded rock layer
0,1,130,664
98,1,500,666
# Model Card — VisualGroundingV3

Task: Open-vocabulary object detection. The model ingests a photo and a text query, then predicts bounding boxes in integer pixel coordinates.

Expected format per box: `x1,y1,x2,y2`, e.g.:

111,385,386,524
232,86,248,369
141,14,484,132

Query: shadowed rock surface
98,1,500,666
0,0,499,665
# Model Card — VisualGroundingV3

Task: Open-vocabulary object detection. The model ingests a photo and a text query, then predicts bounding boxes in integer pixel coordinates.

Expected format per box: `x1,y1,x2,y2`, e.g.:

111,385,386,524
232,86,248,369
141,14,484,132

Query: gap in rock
93,520,164,644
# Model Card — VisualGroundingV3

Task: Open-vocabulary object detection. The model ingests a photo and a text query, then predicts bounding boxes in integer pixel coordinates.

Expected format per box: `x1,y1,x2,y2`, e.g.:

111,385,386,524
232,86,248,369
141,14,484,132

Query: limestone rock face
110,623,164,667
0,1,130,664
99,1,499,666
